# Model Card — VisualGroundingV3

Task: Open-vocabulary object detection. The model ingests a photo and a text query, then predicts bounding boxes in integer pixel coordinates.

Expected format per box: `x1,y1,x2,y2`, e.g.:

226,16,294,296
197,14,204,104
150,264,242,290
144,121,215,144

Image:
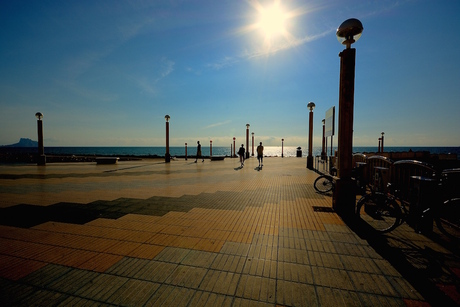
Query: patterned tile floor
0,157,459,306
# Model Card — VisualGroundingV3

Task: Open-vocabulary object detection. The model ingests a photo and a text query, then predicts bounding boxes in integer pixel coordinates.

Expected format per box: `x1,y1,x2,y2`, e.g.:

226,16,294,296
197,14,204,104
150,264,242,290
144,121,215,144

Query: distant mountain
2,138,38,147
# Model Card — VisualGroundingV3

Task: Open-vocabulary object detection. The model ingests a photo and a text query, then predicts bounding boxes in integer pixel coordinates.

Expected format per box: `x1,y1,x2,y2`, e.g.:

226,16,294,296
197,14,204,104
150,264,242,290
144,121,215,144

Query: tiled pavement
0,157,459,306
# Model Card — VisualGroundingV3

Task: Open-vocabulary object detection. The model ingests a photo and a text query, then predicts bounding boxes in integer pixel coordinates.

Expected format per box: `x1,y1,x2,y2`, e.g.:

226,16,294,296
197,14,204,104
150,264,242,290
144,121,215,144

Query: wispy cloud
203,120,232,129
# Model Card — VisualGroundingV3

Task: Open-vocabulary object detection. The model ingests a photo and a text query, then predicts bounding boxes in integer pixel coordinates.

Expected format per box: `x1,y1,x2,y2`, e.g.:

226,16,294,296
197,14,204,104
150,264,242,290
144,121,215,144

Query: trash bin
296,147,302,157
409,176,438,233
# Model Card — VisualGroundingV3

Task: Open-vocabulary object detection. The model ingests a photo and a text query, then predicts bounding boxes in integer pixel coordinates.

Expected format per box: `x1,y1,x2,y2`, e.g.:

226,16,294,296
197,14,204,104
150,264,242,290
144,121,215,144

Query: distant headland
1,138,38,147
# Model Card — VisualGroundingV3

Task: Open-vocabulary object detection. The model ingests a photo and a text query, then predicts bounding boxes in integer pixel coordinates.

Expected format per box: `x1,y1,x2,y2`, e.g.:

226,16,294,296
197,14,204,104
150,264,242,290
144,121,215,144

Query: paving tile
276,280,318,306
132,260,178,283
188,290,233,307
311,266,355,290
210,254,246,273
165,264,207,288
236,275,276,303
316,286,361,306
181,249,217,268
106,279,160,306
154,246,190,263
277,262,314,283
199,269,240,295
46,268,100,294
75,273,129,301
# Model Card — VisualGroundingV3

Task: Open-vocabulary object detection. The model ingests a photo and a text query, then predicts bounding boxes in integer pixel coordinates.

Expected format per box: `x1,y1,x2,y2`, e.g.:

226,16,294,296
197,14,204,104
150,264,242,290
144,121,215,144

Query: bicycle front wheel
314,175,334,193
356,193,402,233
436,198,460,240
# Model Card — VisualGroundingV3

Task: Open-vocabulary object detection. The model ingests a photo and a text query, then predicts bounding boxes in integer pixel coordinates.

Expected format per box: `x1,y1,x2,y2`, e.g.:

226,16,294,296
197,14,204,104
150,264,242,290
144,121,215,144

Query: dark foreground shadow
234,166,243,171
344,215,460,306
254,166,262,171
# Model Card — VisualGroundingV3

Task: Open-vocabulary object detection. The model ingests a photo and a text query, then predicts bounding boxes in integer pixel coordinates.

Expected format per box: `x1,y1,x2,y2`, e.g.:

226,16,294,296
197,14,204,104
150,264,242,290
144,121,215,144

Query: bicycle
313,165,366,195
356,167,460,239
355,166,402,232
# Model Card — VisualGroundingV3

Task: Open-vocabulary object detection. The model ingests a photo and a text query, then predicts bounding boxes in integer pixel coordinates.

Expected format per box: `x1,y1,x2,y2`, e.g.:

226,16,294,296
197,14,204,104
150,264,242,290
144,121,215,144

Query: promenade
0,157,459,306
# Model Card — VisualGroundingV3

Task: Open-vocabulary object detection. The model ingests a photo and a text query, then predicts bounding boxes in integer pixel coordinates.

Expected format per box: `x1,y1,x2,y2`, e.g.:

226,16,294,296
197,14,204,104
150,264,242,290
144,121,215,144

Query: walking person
238,144,245,167
195,141,204,162
257,142,264,167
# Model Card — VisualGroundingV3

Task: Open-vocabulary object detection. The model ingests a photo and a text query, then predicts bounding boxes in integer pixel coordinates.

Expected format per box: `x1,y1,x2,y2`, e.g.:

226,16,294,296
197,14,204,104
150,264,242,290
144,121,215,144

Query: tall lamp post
321,119,326,160
307,102,315,169
332,18,363,217
210,140,213,157
246,124,250,159
35,112,46,165
233,137,236,158
185,143,188,160
281,138,284,157
381,132,385,153
251,132,254,156
165,115,171,163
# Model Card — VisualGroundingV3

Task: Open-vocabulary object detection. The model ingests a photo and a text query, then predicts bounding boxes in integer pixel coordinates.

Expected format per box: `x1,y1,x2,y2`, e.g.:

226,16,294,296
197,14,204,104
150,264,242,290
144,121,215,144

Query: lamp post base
332,177,356,218
165,154,171,163
37,155,46,166
307,155,313,170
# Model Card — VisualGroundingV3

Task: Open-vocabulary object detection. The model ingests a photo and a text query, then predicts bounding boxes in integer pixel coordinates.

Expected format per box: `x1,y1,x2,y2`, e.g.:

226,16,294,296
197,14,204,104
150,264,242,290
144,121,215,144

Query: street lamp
210,140,213,157
381,132,385,153
246,124,250,159
233,137,236,158
281,138,284,157
307,102,315,169
35,112,46,165
185,142,188,160
251,132,254,156
332,18,363,217
165,115,170,163
321,119,326,160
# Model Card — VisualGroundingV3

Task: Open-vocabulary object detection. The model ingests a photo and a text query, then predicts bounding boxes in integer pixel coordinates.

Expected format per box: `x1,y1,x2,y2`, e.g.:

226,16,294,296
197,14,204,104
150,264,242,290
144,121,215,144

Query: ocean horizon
2,146,459,159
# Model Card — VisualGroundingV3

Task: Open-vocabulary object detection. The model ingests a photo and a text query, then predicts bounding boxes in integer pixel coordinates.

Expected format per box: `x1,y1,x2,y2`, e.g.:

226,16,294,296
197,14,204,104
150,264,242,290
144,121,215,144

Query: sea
6,146,458,159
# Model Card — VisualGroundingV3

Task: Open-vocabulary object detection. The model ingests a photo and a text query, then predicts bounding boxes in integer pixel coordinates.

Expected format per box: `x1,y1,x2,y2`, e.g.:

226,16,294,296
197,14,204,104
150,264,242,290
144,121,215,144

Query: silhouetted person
238,144,245,167
257,142,264,167
195,141,204,162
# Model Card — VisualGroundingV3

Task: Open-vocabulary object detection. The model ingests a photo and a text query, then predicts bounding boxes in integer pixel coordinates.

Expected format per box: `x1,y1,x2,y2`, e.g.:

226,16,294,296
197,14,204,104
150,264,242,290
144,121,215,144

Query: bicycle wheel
314,175,334,193
356,193,402,232
435,198,460,240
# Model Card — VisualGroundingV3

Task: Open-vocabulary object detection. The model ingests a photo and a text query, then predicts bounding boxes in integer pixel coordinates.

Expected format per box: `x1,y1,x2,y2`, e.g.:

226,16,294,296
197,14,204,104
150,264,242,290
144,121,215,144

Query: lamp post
210,140,213,157
332,18,363,217
185,143,188,160
378,138,381,153
233,137,236,158
165,115,171,163
281,138,284,157
321,119,326,160
35,112,46,165
307,102,315,169
251,132,254,156
381,132,385,153
246,124,250,159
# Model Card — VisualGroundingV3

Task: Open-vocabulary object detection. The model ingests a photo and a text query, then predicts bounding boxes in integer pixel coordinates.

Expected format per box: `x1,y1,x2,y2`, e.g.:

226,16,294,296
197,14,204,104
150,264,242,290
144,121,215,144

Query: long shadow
344,215,460,306
234,166,243,171
254,166,262,171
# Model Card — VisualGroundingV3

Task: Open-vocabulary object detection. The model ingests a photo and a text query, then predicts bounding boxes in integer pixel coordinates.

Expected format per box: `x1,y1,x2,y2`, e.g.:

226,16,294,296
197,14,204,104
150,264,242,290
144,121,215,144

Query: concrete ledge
96,157,119,164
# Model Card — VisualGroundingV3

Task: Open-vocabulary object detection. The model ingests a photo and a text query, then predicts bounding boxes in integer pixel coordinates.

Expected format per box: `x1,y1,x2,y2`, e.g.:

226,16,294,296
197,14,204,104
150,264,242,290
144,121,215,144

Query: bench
96,157,119,164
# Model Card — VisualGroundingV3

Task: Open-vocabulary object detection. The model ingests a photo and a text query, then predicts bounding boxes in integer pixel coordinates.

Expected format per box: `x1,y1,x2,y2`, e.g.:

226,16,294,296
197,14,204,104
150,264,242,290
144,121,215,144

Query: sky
1,0,459,148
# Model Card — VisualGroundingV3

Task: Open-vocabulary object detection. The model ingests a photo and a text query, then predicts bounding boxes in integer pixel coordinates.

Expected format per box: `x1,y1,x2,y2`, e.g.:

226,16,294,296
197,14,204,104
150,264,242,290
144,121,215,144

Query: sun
257,3,287,39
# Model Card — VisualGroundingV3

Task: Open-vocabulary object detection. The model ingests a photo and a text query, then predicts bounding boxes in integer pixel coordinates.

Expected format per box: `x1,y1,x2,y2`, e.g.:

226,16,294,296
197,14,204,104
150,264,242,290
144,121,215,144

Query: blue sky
1,0,459,147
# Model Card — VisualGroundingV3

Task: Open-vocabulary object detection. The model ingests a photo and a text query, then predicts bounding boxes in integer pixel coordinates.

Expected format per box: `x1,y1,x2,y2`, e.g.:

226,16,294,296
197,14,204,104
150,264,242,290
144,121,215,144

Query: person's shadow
254,166,262,171
234,166,243,171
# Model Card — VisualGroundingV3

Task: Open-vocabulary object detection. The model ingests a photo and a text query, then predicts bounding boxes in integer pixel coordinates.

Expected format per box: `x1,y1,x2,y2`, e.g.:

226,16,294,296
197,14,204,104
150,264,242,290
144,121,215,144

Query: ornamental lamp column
165,115,171,163
233,137,236,157
35,112,46,165
321,119,326,160
185,143,188,160
307,102,315,169
210,140,213,157
251,132,254,156
281,138,284,157
381,132,385,153
246,124,250,159
332,18,363,217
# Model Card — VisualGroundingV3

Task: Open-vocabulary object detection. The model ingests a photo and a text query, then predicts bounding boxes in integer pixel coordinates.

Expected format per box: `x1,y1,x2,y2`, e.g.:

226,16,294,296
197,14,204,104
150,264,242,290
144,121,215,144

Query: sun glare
258,4,286,38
